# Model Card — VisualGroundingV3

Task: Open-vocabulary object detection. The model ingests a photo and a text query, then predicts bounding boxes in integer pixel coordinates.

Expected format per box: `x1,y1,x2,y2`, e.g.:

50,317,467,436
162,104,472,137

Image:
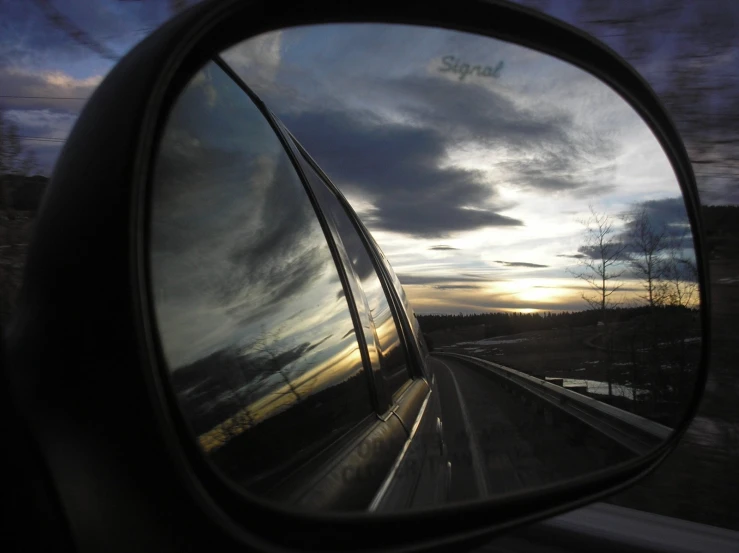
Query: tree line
417,304,693,338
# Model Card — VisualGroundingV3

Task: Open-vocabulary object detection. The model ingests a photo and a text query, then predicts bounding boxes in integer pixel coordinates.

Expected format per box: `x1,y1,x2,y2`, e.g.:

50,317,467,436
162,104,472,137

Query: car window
352,221,430,373
148,60,374,490
296,155,413,401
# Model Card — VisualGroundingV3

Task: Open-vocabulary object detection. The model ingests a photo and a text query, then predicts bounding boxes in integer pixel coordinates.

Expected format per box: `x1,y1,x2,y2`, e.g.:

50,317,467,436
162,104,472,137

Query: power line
32,0,120,61
0,95,88,100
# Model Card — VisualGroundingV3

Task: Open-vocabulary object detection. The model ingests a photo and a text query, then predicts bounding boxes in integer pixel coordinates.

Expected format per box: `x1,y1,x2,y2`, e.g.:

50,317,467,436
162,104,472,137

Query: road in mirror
149,23,701,513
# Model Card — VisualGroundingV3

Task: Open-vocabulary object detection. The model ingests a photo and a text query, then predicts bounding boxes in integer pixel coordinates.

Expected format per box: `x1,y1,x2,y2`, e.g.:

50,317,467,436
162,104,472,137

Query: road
429,355,632,503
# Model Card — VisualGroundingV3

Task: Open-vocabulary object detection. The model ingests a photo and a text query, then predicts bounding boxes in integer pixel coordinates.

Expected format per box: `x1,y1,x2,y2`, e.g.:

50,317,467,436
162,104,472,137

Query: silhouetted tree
623,206,668,309
663,230,699,309
569,205,627,323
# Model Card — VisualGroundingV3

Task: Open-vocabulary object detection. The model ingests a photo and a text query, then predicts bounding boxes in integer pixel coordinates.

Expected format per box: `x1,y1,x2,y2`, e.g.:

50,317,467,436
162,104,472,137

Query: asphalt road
429,355,628,503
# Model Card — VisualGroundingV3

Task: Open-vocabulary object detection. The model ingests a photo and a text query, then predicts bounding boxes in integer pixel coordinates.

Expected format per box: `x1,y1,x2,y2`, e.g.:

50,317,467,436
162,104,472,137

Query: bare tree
663,230,699,309
248,325,303,405
569,206,628,399
625,202,666,407
622,206,668,309
569,205,627,323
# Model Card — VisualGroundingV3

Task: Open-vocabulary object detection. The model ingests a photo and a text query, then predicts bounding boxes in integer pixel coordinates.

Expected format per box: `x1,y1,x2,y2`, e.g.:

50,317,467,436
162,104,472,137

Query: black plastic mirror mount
6,1,708,552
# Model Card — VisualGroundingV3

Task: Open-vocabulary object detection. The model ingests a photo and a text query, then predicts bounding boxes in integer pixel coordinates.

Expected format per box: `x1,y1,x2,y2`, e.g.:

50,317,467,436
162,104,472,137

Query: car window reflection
299,160,412,399
149,61,373,490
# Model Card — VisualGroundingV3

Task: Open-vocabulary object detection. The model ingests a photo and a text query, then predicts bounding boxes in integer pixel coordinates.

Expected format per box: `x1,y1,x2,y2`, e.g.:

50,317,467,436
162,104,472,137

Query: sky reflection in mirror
222,24,697,315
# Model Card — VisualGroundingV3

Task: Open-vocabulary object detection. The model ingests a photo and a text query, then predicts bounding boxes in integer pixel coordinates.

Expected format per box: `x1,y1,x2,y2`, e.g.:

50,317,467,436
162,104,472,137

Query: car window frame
285,131,429,385
351,204,431,381
274,122,392,414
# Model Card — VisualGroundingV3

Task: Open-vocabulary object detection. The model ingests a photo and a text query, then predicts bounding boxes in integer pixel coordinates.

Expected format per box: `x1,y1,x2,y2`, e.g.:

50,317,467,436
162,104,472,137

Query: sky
222,23,693,314
1,0,730,316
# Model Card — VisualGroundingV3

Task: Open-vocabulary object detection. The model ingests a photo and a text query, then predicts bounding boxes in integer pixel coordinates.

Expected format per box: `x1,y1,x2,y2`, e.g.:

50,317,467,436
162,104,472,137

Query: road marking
436,358,489,498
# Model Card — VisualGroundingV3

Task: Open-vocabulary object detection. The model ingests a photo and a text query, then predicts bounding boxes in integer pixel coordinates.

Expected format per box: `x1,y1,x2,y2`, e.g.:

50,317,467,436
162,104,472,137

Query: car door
279,126,450,510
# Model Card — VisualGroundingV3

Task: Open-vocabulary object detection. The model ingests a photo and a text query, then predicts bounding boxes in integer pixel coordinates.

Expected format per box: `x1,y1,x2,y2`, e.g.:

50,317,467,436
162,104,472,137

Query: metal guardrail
436,352,672,455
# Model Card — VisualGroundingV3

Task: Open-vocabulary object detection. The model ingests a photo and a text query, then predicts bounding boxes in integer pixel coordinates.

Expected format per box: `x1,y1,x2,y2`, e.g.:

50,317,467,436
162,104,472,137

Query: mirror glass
148,24,701,513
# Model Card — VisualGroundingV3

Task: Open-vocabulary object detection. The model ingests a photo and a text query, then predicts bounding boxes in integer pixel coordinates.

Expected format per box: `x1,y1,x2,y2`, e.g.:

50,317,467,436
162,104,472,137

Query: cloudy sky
0,0,182,170
2,0,728,315
221,23,692,314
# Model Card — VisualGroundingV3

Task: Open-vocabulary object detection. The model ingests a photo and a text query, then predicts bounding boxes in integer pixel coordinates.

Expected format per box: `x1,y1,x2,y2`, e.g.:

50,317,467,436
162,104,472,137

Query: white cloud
1,66,101,103
41,70,103,89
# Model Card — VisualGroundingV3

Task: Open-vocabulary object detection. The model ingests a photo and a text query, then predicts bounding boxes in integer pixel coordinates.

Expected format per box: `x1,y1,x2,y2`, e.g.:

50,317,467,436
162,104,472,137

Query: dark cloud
429,245,459,251
397,273,495,286
154,144,330,320
532,284,643,292
494,260,549,268
557,253,587,259
230,26,627,238
617,196,694,253
383,75,569,148
629,197,691,233
262,73,619,238
415,295,589,315
282,108,523,238
357,74,618,195
500,157,616,195
611,196,699,283
433,284,482,290
575,243,629,261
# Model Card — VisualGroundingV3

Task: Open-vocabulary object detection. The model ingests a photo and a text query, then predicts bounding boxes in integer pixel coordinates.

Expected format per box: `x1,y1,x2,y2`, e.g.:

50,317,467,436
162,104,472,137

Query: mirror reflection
150,62,375,496
149,23,701,513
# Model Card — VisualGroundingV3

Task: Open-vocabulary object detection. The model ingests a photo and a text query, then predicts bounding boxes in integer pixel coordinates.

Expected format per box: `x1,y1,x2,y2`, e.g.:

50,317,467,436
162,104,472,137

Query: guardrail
435,352,672,455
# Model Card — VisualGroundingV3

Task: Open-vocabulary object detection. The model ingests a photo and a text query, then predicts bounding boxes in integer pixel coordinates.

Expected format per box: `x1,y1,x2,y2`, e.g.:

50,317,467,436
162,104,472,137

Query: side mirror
6,1,708,552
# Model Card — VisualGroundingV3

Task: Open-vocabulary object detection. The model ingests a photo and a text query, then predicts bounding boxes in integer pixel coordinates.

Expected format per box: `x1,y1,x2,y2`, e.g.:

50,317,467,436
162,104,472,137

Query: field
433,312,701,427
